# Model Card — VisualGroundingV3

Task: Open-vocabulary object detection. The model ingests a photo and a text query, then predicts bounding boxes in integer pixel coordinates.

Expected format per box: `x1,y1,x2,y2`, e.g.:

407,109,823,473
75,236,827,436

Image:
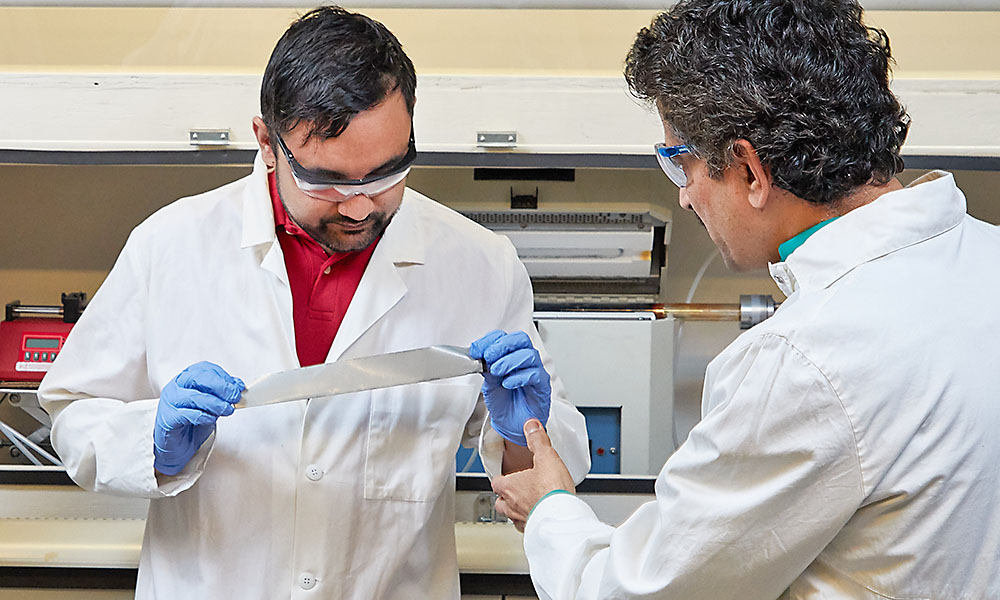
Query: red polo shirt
268,173,379,366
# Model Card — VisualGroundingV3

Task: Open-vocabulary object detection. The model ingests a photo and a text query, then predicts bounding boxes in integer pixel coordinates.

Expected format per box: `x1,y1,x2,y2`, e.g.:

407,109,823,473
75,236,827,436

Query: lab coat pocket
364,380,481,502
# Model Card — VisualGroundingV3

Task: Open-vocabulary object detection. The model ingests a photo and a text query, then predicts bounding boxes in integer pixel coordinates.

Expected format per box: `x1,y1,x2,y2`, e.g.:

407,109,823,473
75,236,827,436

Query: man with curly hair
491,0,1000,598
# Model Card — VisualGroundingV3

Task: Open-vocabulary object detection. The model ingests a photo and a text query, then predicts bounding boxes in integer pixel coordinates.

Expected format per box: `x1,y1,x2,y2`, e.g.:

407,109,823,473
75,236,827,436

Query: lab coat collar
370,188,427,267
240,153,289,287
323,190,427,362
768,170,966,296
241,152,279,250
238,152,428,362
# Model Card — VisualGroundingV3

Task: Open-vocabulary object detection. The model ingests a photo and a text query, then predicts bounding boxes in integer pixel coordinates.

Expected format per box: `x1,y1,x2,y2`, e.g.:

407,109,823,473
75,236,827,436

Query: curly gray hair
625,0,910,205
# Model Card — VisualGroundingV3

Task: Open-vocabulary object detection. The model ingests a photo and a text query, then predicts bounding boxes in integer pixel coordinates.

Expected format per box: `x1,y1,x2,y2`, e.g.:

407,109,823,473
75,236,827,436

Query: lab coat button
298,572,317,590
305,464,324,481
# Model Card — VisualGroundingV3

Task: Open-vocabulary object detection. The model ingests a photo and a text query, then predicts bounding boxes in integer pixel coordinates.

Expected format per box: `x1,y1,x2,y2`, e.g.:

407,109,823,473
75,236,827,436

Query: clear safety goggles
654,143,692,188
275,130,417,201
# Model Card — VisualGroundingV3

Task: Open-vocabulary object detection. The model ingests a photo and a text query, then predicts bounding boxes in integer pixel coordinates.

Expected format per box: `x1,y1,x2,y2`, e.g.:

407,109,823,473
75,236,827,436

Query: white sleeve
38,229,211,498
524,333,864,599
477,239,591,483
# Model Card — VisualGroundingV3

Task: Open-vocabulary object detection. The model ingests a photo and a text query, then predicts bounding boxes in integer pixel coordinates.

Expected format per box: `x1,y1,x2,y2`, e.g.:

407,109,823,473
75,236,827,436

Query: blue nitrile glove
469,330,552,446
153,361,244,476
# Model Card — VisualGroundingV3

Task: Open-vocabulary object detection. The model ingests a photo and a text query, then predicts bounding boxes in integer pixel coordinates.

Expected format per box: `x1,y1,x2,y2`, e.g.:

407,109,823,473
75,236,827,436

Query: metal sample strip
236,345,484,409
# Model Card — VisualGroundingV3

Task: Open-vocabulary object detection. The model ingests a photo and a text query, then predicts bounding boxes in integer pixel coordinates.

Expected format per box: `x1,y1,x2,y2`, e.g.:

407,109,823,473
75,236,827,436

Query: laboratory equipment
455,207,776,475
0,293,85,383
0,293,85,467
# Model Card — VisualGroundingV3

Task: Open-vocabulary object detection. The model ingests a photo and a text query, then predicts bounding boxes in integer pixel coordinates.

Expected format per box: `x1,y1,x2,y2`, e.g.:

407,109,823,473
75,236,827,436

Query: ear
732,139,772,210
252,117,277,170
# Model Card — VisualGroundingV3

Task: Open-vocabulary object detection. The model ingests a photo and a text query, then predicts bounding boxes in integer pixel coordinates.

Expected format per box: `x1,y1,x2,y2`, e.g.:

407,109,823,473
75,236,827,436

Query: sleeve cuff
525,490,597,537
529,489,574,520
153,430,216,497
478,414,506,479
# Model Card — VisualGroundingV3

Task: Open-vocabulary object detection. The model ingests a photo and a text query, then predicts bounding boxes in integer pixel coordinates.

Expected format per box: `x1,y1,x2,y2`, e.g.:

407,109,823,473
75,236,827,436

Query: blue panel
454,406,622,474
456,445,485,473
579,407,621,474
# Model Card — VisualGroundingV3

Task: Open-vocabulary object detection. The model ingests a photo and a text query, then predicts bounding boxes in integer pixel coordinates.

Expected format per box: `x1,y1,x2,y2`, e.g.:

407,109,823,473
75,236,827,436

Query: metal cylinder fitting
739,294,777,329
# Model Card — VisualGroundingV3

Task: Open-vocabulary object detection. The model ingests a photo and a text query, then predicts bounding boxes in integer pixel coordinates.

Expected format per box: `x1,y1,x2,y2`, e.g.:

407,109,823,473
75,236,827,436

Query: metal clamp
474,492,509,523
477,131,518,148
5,292,87,323
189,129,231,147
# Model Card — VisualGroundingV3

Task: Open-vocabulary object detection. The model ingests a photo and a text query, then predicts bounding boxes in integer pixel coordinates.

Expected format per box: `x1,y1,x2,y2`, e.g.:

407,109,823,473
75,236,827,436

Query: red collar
269,171,309,239
267,170,381,259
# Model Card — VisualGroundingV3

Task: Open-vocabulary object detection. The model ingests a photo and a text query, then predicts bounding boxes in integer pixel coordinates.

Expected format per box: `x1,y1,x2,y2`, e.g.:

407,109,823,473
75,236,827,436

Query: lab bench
0,471,654,598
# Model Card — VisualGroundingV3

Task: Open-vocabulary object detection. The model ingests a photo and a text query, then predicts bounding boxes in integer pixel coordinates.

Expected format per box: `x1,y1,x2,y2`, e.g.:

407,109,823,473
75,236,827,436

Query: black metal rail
2,149,999,171
0,468,657,493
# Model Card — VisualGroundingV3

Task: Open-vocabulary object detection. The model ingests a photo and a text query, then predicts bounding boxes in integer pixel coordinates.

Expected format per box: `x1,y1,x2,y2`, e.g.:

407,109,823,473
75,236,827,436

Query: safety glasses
274,130,417,201
654,143,692,188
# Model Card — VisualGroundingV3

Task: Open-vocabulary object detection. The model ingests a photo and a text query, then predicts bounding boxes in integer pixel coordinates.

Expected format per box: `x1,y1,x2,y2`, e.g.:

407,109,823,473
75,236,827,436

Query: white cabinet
3,73,1000,165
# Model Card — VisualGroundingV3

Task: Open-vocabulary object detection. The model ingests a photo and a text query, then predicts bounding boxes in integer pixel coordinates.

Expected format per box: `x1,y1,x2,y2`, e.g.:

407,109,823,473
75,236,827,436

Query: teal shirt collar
778,216,840,261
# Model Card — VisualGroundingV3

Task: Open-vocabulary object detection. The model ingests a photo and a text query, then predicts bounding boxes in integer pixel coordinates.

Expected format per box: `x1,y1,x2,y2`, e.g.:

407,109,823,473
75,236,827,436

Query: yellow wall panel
2,8,998,78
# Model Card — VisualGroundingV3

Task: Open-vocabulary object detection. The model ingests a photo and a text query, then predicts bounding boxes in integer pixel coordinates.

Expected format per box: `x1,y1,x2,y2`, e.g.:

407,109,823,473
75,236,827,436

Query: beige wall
1,8,999,78
0,164,251,304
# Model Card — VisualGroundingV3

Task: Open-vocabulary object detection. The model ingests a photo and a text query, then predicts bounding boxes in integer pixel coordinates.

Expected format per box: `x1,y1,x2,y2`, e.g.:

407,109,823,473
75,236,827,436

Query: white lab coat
524,171,1000,599
39,154,590,599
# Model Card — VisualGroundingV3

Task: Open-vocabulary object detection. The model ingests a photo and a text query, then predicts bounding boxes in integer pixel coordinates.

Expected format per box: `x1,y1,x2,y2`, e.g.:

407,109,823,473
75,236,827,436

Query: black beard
275,174,396,253
310,211,393,253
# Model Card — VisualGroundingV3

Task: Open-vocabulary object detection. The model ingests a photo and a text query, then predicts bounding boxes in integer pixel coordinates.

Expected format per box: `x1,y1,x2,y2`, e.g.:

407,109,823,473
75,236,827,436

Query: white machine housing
538,313,675,475
462,208,675,475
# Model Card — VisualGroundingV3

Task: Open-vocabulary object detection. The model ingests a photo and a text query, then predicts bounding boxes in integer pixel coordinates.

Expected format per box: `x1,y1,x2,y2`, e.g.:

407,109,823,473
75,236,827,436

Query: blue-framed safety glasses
654,143,692,188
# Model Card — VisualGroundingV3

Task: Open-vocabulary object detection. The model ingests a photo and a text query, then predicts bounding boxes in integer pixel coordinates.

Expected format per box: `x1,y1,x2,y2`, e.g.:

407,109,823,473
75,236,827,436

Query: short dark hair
625,0,910,204
260,5,417,142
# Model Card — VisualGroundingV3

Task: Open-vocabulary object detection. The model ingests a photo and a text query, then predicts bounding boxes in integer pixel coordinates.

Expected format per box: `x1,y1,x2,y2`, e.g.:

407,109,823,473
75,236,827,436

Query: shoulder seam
755,333,868,500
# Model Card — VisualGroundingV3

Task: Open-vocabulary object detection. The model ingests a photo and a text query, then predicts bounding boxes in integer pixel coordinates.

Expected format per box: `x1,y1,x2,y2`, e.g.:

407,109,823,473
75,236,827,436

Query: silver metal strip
237,345,484,409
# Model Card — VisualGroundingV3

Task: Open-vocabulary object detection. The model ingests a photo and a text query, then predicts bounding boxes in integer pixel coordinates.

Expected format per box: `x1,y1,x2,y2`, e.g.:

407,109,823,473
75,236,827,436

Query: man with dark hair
491,1,1000,598
39,6,589,598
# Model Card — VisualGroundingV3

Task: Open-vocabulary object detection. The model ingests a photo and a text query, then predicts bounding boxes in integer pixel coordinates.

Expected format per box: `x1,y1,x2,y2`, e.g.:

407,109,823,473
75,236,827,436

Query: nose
338,193,375,221
678,188,693,211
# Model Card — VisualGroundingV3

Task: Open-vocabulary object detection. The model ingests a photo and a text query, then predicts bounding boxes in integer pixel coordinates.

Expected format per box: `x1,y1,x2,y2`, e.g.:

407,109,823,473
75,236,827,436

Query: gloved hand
469,330,552,446
154,361,244,476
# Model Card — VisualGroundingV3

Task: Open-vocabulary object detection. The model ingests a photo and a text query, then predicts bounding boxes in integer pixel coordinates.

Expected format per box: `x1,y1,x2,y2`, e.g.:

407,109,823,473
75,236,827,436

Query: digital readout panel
24,337,61,349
